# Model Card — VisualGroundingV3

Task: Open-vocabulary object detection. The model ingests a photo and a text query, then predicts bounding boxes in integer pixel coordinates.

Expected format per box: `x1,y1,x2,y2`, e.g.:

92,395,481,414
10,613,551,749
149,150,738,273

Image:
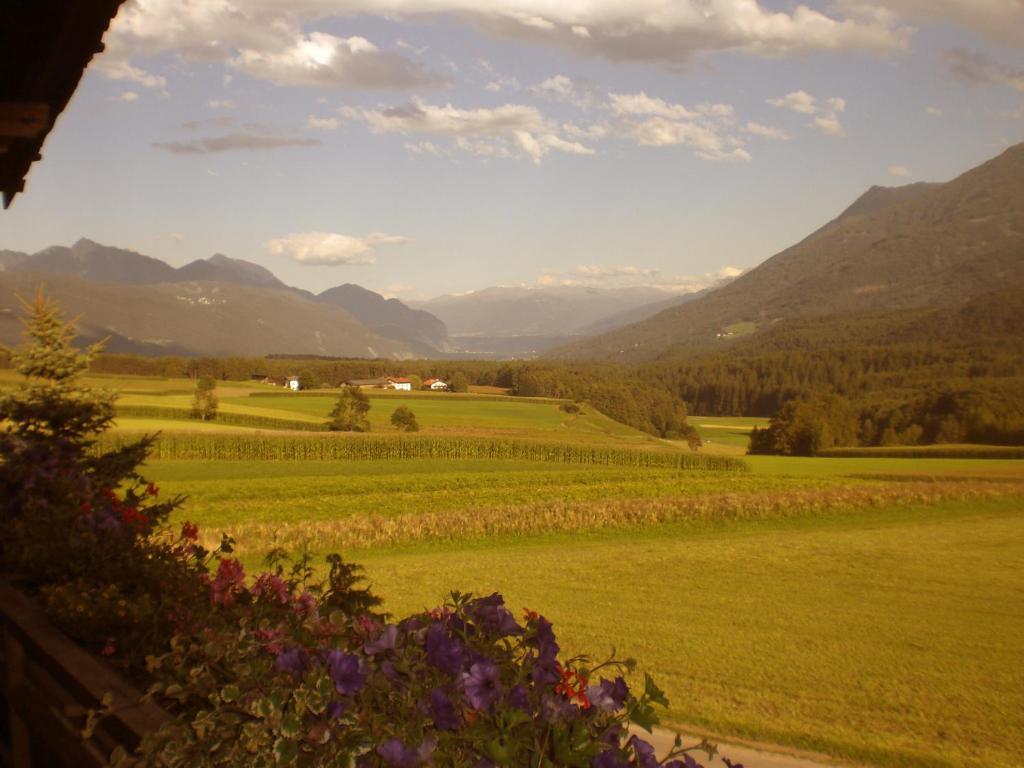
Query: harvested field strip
213,480,1022,555
115,405,327,431
818,444,1024,459
97,433,747,471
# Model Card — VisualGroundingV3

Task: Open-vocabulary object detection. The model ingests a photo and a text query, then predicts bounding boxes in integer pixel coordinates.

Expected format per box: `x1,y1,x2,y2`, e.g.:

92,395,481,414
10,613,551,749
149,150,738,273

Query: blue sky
4,0,1023,299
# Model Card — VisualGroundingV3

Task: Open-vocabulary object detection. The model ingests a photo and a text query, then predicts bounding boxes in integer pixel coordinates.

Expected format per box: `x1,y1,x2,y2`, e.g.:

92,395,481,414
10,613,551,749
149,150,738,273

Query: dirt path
642,727,851,768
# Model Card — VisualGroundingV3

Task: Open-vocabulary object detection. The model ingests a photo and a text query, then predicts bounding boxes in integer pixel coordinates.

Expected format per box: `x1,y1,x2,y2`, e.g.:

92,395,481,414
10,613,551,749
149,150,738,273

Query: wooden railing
0,581,169,767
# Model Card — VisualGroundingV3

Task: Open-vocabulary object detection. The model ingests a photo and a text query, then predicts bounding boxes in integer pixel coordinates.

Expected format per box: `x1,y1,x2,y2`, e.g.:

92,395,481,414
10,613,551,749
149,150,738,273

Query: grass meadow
4,369,1022,767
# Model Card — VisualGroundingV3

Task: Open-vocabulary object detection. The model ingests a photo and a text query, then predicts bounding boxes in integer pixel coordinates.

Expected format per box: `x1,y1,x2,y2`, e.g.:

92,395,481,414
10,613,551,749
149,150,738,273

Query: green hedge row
817,444,1024,459
115,405,327,432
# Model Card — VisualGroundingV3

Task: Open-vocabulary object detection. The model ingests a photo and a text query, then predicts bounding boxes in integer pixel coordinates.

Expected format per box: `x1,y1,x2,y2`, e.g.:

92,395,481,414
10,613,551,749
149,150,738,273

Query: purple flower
722,759,743,768
275,646,309,678
506,684,529,711
461,659,502,711
530,617,560,685
327,651,365,695
664,757,706,768
428,687,460,731
628,737,659,768
325,701,345,720
365,624,399,655
592,750,629,768
425,623,464,675
588,676,630,712
376,739,421,768
470,593,523,637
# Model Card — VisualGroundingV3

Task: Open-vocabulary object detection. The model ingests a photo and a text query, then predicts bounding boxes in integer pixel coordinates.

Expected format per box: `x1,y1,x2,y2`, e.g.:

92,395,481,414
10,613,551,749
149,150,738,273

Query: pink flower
211,558,246,606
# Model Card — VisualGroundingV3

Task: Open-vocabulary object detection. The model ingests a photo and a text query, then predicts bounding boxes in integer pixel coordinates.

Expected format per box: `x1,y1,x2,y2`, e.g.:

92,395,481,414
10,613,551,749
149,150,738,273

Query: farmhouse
344,377,391,389
387,377,413,391
424,378,449,391
286,376,300,391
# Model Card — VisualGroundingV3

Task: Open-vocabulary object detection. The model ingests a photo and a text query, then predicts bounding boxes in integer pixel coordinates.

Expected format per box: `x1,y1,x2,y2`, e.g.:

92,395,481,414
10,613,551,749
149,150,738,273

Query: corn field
96,432,748,472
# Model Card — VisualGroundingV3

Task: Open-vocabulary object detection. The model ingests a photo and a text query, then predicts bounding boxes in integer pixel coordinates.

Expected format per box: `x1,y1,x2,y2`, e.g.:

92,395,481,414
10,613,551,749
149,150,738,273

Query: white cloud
340,99,594,164
767,90,819,114
118,91,140,102
607,91,748,161
529,74,593,109
207,98,235,109
537,262,744,291
814,115,846,137
745,121,790,140
836,1,1024,47
925,105,942,116
768,90,847,136
97,2,440,92
483,74,521,93
307,115,340,130
98,0,908,91
944,49,1024,92
230,32,442,89
888,164,911,177
266,231,410,266
94,59,167,90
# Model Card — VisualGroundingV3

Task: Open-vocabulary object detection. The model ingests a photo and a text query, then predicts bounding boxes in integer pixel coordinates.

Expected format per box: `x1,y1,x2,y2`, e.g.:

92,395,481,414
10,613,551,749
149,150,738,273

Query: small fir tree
191,374,218,420
328,386,371,431
390,405,419,432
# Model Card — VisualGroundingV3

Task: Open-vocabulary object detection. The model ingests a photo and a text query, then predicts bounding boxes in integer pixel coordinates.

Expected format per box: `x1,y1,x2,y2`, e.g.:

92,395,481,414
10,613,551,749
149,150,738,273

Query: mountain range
0,239,699,358
552,141,1024,361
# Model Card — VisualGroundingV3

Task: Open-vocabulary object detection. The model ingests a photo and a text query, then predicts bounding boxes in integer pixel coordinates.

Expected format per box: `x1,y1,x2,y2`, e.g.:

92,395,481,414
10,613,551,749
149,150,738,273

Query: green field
6,368,1023,767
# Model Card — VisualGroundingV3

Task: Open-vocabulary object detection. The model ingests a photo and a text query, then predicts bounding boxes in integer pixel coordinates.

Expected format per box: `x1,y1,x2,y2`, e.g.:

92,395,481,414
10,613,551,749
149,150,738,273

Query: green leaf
630,701,659,733
274,737,299,766
221,684,241,703
643,673,669,708
280,713,302,739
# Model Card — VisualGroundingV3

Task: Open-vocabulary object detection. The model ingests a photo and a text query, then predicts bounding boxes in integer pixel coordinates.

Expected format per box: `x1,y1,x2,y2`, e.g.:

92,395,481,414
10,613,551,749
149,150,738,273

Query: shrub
390,405,420,432
192,374,218,420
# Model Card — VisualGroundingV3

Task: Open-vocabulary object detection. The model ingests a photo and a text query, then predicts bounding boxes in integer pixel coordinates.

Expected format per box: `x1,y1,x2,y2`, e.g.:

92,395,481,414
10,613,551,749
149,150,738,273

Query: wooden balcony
0,581,169,767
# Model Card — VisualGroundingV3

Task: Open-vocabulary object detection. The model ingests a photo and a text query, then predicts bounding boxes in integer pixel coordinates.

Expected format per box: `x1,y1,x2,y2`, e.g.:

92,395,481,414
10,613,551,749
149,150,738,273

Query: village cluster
255,375,449,392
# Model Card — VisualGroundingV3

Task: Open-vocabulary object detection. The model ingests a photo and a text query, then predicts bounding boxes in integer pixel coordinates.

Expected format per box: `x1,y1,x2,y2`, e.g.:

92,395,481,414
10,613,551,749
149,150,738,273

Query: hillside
554,142,1024,361
0,239,451,355
0,272,413,358
415,285,679,338
318,283,448,355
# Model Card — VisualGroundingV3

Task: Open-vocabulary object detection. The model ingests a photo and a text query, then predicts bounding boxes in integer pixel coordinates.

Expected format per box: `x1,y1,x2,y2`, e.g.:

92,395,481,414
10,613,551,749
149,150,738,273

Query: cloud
118,91,140,102
230,32,443,90
944,49,1024,92
768,89,847,136
925,105,942,116
267,231,410,265
836,1,1024,47
339,99,594,163
157,232,186,244
607,91,748,161
97,2,441,92
207,99,235,109
888,164,911,177
529,74,593,109
152,132,321,154
96,0,908,95
745,121,790,140
483,74,521,93
327,1,907,66
93,59,167,90
813,115,845,137
307,115,340,130
767,90,818,114
537,263,744,291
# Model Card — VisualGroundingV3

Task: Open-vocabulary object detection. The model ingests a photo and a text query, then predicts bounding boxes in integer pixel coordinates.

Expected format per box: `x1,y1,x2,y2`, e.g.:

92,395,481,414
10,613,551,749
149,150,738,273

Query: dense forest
3,291,1021,451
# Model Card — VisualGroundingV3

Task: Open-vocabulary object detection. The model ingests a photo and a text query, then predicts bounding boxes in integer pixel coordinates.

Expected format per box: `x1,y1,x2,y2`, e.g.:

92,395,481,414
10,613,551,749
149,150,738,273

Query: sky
3,0,1023,300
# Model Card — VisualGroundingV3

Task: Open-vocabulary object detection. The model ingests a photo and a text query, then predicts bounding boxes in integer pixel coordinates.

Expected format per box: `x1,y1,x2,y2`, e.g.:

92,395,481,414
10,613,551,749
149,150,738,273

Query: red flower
180,521,199,541
523,607,540,622
554,664,591,709
80,501,92,514
121,506,149,528
146,482,159,497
